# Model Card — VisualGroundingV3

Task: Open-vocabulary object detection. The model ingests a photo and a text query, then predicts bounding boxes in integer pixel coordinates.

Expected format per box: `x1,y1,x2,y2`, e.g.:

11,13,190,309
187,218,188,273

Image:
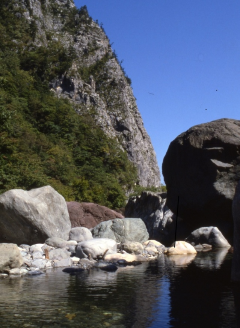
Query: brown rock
67,202,124,229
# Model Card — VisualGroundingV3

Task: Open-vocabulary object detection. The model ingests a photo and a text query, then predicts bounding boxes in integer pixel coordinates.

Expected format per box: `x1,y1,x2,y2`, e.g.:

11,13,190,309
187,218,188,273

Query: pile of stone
0,225,167,278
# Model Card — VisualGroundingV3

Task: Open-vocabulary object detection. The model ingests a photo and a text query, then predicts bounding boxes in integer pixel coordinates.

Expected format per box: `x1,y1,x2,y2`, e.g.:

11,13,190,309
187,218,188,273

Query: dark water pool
0,249,240,328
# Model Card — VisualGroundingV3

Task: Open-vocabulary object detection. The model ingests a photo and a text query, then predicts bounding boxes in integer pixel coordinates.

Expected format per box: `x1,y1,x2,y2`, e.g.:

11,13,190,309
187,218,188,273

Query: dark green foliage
0,2,138,208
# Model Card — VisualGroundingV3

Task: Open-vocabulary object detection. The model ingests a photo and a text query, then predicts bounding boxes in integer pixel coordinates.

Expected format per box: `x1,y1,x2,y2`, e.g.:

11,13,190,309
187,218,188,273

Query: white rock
31,259,47,269
76,238,117,259
9,268,21,275
19,268,28,275
32,251,43,259
30,244,44,253
71,256,80,263
105,253,149,262
66,240,78,246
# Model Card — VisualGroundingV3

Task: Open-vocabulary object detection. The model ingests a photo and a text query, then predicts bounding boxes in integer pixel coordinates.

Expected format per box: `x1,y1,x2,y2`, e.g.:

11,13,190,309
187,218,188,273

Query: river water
0,249,239,328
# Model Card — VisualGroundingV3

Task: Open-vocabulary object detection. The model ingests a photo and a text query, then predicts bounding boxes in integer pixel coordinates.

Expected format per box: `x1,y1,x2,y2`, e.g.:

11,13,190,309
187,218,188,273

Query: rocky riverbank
0,185,234,279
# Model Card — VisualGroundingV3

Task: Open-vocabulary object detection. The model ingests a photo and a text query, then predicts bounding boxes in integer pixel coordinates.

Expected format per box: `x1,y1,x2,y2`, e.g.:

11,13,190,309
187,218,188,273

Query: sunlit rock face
232,180,240,282
0,186,71,244
163,119,240,238
16,0,160,187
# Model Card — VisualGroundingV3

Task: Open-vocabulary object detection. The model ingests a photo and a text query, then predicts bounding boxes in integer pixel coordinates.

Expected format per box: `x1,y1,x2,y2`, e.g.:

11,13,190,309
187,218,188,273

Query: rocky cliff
15,0,160,187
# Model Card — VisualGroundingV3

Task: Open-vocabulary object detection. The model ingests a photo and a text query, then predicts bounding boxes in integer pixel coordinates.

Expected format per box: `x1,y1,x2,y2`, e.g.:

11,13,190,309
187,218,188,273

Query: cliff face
16,0,160,187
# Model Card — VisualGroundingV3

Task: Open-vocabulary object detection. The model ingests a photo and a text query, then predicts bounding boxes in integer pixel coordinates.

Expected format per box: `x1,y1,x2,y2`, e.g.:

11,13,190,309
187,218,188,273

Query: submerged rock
100,264,118,272
63,267,84,274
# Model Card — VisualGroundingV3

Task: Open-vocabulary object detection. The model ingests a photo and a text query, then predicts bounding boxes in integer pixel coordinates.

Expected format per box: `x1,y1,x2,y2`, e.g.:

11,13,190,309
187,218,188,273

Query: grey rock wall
16,0,160,187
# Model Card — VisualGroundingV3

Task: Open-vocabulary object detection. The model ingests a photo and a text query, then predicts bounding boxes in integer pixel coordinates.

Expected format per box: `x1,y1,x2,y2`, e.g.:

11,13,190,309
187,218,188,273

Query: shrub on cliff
0,2,137,208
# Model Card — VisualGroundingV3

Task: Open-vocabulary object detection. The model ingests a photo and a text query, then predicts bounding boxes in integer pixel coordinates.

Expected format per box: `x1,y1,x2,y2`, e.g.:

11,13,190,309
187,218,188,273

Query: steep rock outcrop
162,119,240,236
16,0,160,187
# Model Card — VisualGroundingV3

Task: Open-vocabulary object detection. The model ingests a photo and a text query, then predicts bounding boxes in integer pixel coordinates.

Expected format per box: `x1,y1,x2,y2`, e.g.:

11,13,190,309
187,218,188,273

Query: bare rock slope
17,0,160,187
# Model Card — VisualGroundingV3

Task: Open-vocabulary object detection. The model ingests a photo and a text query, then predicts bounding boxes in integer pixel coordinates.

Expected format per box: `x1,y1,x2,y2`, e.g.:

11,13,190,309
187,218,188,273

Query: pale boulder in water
105,253,148,263
76,238,117,259
167,241,197,255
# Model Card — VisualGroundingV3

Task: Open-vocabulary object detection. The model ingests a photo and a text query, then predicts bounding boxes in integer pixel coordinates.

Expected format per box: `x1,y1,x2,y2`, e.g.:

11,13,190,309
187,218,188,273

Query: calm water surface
0,250,240,328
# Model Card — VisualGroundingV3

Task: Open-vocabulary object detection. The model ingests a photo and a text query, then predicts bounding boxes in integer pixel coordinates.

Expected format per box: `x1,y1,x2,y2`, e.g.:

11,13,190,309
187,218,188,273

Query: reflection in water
0,251,239,327
193,247,230,270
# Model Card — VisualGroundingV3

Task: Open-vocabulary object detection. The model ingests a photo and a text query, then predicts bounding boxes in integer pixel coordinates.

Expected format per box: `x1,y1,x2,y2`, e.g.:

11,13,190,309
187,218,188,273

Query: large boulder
125,191,188,245
0,243,23,272
185,227,231,248
67,201,124,229
162,119,240,238
0,186,71,244
76,238,117,259
232,180,240,282
91,218,149,243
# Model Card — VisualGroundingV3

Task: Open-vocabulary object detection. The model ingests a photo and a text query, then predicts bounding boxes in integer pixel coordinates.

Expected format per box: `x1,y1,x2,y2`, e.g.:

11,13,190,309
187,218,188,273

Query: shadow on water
0,249,239,328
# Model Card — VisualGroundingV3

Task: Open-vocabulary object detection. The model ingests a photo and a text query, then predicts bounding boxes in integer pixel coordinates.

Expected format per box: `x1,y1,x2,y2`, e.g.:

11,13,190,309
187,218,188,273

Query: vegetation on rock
0,1,138,208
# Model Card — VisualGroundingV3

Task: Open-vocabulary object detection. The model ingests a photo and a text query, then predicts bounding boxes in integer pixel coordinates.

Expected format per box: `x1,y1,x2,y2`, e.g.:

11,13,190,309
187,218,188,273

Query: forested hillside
0,0,138,208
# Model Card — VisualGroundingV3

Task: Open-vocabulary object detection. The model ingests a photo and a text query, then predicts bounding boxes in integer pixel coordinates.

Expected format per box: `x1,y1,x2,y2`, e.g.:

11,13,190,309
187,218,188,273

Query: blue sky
74,0,240,183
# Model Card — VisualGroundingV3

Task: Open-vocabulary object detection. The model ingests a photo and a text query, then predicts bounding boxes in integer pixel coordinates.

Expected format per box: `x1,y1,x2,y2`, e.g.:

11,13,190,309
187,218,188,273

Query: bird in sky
148,92,154,95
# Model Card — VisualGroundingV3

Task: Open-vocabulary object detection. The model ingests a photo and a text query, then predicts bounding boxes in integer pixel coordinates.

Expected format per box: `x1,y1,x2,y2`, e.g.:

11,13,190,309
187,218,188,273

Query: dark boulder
232,180,240,282
67,201,124,229
125,191,189,245
162,118,240,239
